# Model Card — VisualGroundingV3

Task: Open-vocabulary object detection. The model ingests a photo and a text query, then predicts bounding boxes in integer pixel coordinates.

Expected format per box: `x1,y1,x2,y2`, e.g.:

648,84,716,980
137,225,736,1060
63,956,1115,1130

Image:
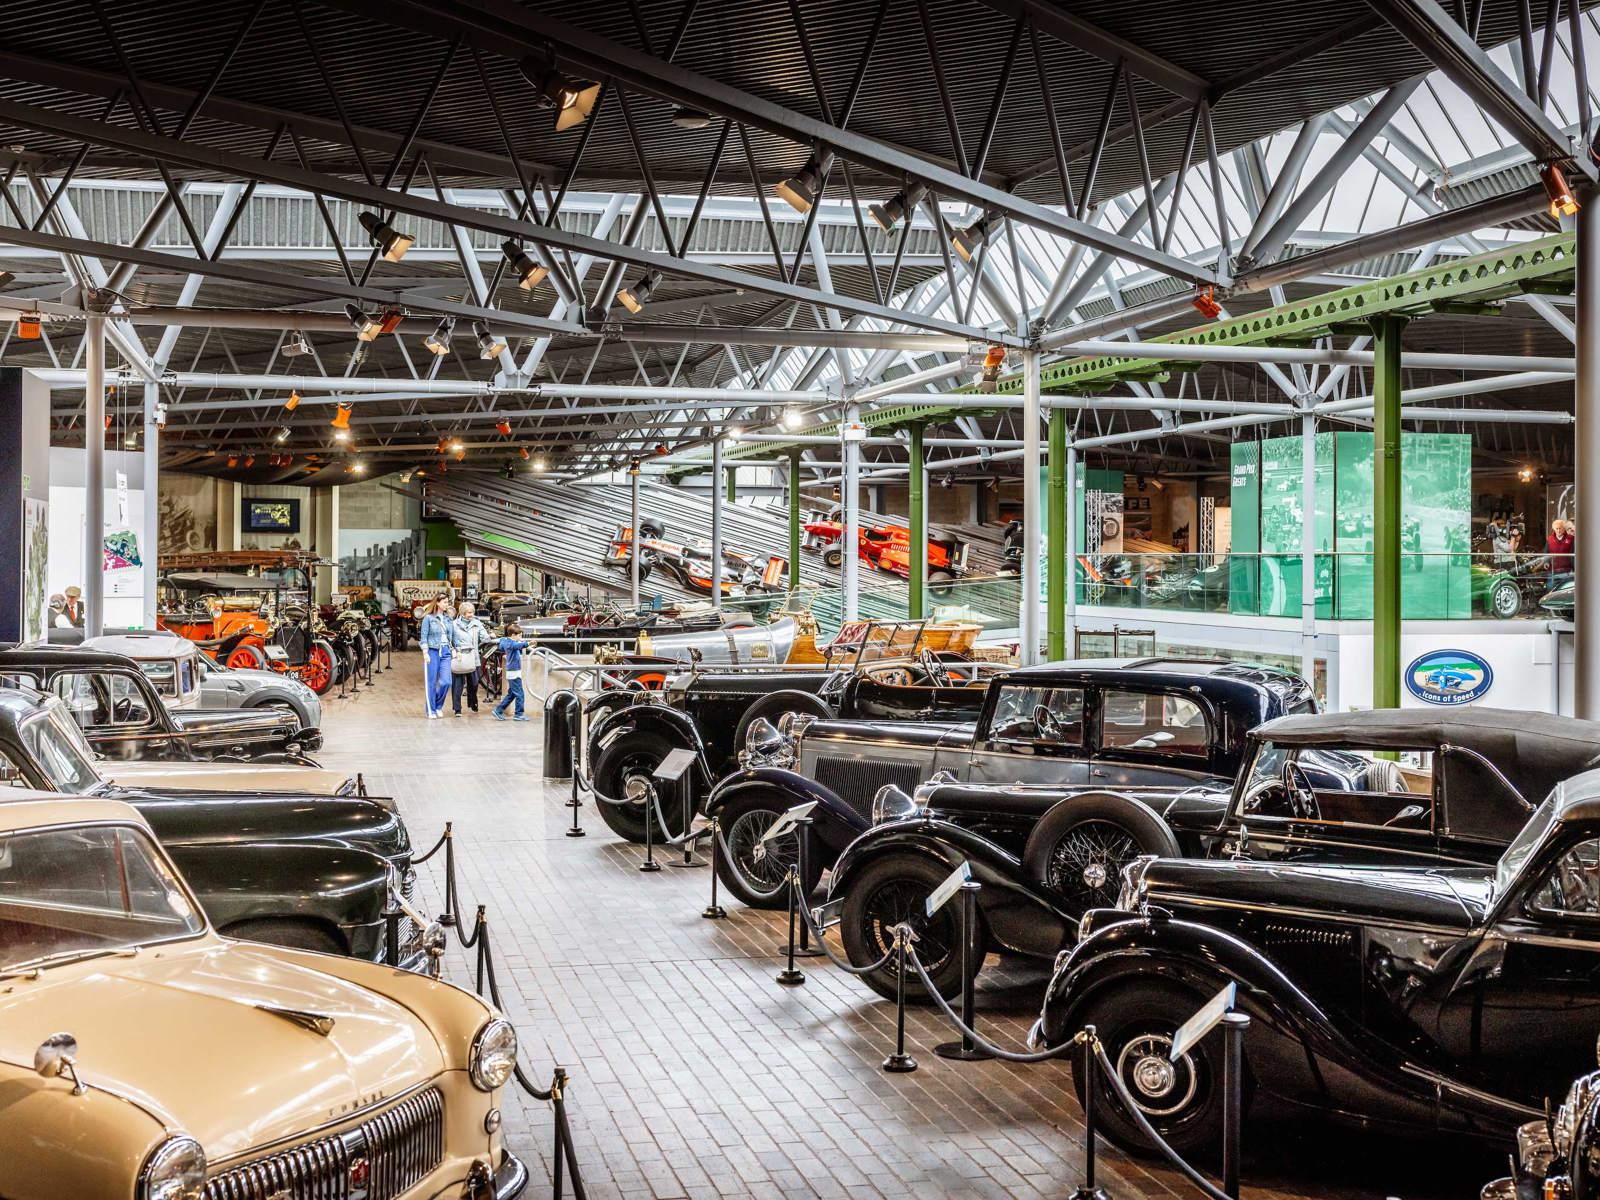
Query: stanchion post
638,784,661,872
566,715,587,837
1222,1011,1249,1200
702,818,728,919
671,774,700,868
473,907,489,995
882,924,917,1073
776,865,805,986
794,816,821,956
440,822,457,926
935,880,992,1061
1070,1028,1107,1200
551,1067,568,1200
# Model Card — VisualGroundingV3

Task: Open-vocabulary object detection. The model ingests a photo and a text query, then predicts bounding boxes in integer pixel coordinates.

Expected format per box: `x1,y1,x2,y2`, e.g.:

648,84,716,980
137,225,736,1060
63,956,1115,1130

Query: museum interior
5,2,1600,1198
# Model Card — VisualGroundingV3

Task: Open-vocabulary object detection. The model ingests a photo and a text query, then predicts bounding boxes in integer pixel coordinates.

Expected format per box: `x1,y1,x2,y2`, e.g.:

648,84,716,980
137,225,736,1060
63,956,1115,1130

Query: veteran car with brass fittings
1037,766,1600,1161
0,791,526,1200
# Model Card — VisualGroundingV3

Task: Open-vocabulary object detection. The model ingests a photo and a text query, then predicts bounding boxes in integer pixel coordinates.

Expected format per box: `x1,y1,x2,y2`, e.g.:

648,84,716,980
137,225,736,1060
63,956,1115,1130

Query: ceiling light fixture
519,446,530,461
775,148,835,214
274,426,292,443
345,303,382,342
474,321,506,360
533,456,548,472
283,391,300,412
952,211,998,262
1192,287,1223,320
869,182,928,231
17,313,42,340
330,404,353,439
782,407,804,430
350,459,367,476
1543,162,1579,217
357,211,414,262
281,332,312,357
423,316,454,356
495,420,513,436
520,56,601,131
672,107,711,129
978,344,1006,393
615,270,659,314
501,240,548,290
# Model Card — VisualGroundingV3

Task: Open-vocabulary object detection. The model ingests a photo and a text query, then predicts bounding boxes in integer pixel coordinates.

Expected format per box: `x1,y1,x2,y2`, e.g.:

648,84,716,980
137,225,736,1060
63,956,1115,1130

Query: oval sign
1404,649,1494,706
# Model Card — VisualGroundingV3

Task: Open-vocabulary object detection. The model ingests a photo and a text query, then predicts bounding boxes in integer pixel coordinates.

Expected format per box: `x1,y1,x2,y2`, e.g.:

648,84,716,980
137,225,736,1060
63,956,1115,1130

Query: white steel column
142,380,160,630
710,438,724,610
1300,412,1318,690
628,461,642,609
1065,443,1078,658
842,403,860,620
1020,350,1042,664
1577,201,1600,718
84,313,106,637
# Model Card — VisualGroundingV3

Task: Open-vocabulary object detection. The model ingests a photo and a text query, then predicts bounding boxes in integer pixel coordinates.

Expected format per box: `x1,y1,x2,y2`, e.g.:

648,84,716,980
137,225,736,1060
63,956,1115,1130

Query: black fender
1042,915,1533,1140
170,840,393,951
827,818,1078,958
131,793,411,861
701,767,869,860
586,702,713,787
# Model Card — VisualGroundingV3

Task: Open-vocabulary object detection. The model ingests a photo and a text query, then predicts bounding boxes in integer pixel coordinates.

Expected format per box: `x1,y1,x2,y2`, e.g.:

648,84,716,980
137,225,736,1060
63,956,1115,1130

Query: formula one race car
604,519,786,597
803,518,970,589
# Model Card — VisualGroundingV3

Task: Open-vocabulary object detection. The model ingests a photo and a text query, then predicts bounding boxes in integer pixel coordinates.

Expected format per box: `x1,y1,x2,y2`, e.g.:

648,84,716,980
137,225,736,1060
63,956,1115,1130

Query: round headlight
469,1017,518,1092
744,717,785,757
139,1135,206,1200
777,711,817,740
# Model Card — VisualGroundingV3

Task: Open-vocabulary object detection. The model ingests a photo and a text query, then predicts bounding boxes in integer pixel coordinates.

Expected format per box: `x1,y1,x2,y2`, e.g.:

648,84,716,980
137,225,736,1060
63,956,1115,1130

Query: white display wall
47,448,149,630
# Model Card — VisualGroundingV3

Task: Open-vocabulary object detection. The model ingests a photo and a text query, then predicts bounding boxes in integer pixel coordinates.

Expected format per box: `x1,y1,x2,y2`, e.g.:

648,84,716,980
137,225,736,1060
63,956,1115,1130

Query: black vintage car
1037,768,1600,1157
0,644,320,762
705,659,1314,916
584,654,1002,853
825,706,1600,997
0,686,432,967
1481,1065,1600,1200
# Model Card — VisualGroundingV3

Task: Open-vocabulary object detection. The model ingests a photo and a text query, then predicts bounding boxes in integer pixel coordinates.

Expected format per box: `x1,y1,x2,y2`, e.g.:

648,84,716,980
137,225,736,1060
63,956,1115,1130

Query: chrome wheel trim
1115,1033,1197,1118
726,809,793,895
1046,821,1141,910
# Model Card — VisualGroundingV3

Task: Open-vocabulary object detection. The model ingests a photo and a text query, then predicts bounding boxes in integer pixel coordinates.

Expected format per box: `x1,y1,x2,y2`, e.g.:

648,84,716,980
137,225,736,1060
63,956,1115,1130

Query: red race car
803,519,969,590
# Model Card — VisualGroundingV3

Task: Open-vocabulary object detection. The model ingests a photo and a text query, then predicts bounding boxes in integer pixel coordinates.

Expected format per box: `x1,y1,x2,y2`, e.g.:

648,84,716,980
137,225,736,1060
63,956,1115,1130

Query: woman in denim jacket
418,597,454,718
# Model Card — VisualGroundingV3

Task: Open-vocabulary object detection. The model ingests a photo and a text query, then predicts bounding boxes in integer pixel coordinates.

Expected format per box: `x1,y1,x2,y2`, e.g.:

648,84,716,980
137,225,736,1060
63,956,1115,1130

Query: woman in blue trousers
419,597,454,718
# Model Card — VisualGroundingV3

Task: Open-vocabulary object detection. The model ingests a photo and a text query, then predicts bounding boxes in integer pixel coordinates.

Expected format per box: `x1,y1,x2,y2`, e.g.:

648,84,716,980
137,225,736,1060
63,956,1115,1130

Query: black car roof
0,645,142,671
1000,657,1307,693
163,571,277,590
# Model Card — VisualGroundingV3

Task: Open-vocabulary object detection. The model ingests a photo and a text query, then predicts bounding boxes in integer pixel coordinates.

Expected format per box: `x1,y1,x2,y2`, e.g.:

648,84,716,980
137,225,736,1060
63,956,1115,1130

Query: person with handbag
449,601,490,715
419,596,454,719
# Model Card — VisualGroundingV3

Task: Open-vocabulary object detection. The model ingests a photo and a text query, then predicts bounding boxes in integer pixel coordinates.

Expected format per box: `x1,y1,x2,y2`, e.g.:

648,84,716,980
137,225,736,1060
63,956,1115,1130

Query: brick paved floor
317,654,1502,1200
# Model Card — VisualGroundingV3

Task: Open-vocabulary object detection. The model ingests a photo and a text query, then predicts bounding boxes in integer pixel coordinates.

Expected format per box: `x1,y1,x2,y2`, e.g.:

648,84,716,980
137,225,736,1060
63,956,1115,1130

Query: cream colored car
0,791,527,1199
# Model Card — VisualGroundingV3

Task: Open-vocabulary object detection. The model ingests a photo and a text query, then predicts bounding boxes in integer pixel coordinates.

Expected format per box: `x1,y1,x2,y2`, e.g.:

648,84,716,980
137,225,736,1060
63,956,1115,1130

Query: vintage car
584,652,1002,856
0,644,321,763
823,706,1600,997
603,518,786,597
705,659,1315,916
1034,767,1600,1159
1480,1064,1600,1200
193,645,323,730
0,791,526,1199
0,687,425,963
804,516,970,589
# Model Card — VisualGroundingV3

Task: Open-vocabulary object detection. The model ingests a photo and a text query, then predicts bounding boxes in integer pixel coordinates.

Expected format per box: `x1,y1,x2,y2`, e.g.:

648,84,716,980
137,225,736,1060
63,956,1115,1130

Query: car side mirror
34,1033,85,1094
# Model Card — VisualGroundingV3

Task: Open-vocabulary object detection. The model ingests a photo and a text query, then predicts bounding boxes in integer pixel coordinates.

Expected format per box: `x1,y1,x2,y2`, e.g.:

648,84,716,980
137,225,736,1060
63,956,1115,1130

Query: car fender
587,703,712,785
1041,915,1530,1135
701,767,869,856
827,817,1079,957
171,841,393,944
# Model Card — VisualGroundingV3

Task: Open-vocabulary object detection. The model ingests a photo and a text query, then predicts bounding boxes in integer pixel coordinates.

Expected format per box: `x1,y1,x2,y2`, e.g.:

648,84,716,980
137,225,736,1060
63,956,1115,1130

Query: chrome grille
202,1085,444,1200
396,863,417,947
812,757,926,818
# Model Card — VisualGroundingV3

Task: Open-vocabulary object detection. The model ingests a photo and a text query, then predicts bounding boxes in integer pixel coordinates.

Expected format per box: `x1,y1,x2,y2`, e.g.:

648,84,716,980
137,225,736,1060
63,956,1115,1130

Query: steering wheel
1240,776,1292,817
1285,762,1320,820
1033,703,1061,742
918,648,950,687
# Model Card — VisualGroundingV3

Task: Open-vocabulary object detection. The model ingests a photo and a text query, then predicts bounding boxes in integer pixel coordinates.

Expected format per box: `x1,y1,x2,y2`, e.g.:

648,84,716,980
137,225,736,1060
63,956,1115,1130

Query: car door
962,682,1089,786
46,669,179,761
1432,830,1600,1112
1088,687,1219,788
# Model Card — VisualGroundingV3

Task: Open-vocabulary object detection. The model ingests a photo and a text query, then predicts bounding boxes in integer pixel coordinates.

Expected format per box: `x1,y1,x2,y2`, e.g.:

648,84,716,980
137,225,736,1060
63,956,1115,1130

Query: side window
1530,837,1600,919
987,686,1084,746
1099,690,1209,758
1303,749,1433,831
49,673,151,729
0,748,29,787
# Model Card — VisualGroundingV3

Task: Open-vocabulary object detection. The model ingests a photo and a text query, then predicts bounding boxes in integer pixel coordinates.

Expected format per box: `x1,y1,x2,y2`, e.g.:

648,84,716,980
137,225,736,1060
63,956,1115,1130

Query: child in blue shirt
492,623,533,722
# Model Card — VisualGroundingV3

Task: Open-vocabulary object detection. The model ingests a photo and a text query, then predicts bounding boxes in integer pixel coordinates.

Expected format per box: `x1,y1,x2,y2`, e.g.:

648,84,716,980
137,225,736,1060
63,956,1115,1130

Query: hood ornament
255,1004,337,1036
34,1032,86,1095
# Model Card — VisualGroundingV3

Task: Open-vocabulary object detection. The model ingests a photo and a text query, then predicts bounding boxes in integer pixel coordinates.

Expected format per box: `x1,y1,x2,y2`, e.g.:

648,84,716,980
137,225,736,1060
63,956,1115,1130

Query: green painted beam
1372,315,1406,710
1047,406,1067,659
908,423,926,620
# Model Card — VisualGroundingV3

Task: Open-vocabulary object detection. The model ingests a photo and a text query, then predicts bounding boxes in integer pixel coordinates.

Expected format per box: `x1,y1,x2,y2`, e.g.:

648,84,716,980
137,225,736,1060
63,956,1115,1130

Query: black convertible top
162,571,278,592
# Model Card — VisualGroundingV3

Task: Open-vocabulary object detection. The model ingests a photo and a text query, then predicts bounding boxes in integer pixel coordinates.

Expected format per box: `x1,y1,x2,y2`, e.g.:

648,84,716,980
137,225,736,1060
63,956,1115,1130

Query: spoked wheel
227,643,267,670
716,799,820,909
1042,820,1142,914
839,853,984,1002
591,732,693,843
298,640,336,695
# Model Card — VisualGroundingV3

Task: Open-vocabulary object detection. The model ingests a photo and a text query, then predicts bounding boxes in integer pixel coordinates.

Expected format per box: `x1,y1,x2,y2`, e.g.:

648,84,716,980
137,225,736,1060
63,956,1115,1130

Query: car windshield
18,706,103,795
0,823,204,975
138,660,177,696
1495,791,1561,897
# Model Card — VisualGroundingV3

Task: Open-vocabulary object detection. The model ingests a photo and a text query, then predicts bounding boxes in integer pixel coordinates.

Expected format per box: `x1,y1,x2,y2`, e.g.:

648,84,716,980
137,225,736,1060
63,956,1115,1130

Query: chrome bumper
493,1151,529,1198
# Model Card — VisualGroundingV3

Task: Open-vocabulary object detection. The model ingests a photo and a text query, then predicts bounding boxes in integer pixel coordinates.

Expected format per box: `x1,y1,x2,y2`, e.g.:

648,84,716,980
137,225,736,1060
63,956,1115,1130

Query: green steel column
1047,405,1067,659
788,449,802,593
908,423,926,619
725,464,737,503
1371,314,1406,709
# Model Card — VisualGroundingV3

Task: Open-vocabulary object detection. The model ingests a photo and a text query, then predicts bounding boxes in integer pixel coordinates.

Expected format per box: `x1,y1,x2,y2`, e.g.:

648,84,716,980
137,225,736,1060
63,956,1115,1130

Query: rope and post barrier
882,923,917,1073
776,859,805,987
638,783,662,873
933,879,992,1062
702,817,728,919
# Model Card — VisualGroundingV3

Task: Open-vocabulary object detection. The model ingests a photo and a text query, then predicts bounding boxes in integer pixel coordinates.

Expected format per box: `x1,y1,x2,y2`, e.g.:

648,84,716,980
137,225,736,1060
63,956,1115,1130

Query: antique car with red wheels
824,705,1600,1000
1035,766,1600,1159
0,791,525,1199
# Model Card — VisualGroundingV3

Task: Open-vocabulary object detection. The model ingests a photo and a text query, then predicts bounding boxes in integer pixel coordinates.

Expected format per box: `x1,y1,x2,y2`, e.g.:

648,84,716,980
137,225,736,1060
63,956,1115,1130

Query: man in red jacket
1547,519,1575,589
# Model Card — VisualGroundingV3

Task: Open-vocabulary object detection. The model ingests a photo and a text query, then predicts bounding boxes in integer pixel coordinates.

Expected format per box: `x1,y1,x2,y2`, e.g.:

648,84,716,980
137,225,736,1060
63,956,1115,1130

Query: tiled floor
317,655,1501,1200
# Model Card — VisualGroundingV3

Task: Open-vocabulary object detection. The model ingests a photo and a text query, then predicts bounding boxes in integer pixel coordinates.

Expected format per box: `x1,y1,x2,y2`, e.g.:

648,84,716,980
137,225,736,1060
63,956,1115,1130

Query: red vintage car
803,519,969,590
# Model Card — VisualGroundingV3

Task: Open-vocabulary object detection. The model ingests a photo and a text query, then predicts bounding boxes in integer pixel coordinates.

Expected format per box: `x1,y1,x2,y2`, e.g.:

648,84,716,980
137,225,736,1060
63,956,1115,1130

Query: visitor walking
419,597,454,719
450,601,490,715
492,623,533,722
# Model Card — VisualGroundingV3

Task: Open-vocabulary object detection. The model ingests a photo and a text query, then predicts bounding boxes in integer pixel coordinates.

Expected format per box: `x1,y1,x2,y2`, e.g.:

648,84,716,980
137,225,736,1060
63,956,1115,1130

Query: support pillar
84,313,106,638
1299,411,1318,690
628,460,641,609
788,449,802,593
1371,315,1406,709
1047,406,1067,660
1065,443,1078,657
1019,350,1042,665
710,438,724,610
141,381,160,631
725,464,737,503
842,403,861,620
311,486,339,604
1579,200,1600,718
908,423,927,620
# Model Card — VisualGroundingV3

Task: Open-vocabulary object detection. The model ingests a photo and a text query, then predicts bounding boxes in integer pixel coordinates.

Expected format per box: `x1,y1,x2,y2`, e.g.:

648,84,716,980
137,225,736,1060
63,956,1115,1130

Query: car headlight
745,717,786,757
1555,1072,1600,1156
139,1135,206,1200
871,783,920,825
469,1017,518,1092
1116,855,1157,911
777,711,817,740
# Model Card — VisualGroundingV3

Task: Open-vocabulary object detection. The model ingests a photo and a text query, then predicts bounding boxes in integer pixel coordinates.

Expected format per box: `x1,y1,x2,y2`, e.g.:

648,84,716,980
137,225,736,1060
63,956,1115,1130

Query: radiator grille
813,756,926,817
202,1085,444,1200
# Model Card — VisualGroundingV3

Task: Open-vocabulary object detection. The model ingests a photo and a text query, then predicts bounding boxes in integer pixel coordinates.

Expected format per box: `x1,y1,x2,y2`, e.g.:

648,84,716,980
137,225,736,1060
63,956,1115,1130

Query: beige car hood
0,940,444,1161
101,760,352,796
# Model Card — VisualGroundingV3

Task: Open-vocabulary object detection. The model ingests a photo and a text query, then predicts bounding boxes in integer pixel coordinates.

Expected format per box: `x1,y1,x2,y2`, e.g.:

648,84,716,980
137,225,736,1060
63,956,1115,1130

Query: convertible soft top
162,571,279,592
